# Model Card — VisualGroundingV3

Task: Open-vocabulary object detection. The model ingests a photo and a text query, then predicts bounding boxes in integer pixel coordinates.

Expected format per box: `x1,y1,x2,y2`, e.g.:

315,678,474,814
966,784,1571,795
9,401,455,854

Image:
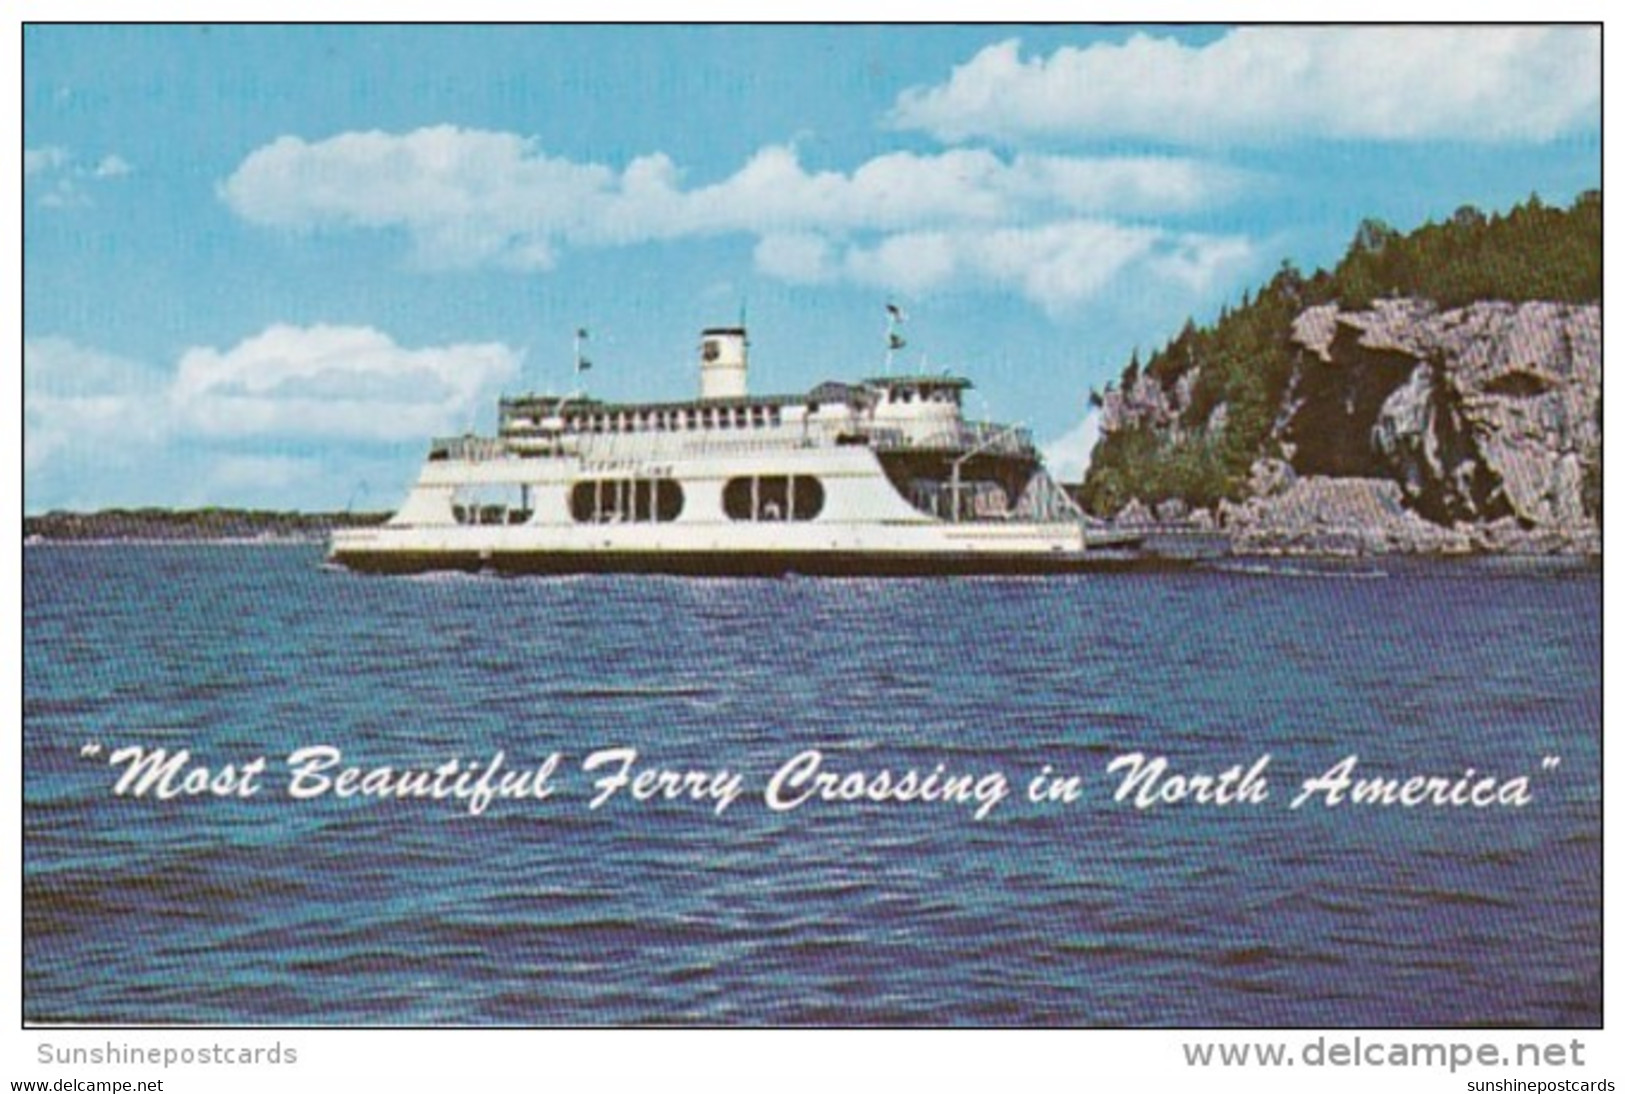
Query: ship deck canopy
862,374,974,391
501,391,815,417
501,374,975,419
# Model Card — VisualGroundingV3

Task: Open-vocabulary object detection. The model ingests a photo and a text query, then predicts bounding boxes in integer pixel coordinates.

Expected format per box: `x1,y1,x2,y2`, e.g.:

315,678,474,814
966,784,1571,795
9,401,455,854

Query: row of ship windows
570,475,825,522
519,404,789,435
886,388,961,406
569,478,686,523
454,475,828,525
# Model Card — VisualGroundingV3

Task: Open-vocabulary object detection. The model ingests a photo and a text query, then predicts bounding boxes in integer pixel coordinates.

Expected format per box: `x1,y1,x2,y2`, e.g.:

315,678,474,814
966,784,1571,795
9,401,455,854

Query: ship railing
914,470,1085,525
864,420,1035,457
568,421,1035,458
432,421,1035,463
430,435,512,462
568,430,822,461
1012,468,1086,523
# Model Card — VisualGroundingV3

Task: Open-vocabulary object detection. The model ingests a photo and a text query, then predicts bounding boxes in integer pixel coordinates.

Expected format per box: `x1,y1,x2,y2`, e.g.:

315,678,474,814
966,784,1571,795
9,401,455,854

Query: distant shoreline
22,507,1599,560
25,536,335,547
23,509,392,544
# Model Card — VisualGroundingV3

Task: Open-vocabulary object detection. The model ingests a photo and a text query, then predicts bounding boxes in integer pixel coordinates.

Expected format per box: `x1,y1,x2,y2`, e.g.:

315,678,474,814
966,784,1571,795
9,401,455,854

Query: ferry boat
328,324,1144,576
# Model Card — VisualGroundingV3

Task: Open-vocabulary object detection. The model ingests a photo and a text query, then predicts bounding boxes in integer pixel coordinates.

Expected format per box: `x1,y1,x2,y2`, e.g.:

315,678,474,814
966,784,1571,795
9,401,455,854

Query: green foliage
1076,425,1236,515
1078,191,1601,517
1331,190,1600,310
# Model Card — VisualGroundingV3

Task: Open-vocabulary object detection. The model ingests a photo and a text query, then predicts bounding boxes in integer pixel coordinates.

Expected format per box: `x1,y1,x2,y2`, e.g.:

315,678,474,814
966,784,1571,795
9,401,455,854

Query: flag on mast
575,328,592,373
885,303,907,352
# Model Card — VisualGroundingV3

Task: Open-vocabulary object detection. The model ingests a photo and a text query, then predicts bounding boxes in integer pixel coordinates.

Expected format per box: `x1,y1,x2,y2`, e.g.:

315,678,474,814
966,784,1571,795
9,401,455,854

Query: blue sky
23,24,1601,512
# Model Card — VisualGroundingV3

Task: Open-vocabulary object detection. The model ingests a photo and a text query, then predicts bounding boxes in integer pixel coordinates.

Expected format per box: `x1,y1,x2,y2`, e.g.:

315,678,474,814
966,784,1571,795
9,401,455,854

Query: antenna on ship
345,480,371,515
884,303,907,372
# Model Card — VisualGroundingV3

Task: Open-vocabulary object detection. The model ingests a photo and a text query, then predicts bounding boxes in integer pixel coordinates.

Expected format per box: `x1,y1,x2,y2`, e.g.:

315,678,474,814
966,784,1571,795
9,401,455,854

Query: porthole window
758,475,789,520
571,479,685,524
793,475,824,521
722,477,754,521
722,475,825,522
655,479,683,522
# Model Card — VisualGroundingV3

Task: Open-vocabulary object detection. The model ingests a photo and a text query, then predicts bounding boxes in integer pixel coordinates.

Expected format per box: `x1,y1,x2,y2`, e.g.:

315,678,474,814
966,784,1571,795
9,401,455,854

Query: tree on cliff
1078,191,1601,517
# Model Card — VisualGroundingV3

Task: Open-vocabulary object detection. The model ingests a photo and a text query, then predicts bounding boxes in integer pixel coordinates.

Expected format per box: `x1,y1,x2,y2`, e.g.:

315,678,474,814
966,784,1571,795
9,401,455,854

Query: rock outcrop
1098,298,1601,554
1288,300,1599,533
1218,477,1473,555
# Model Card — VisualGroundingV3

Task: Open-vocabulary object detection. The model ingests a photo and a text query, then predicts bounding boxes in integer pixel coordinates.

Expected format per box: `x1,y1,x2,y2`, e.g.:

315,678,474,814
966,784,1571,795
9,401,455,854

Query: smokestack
699,327,748,400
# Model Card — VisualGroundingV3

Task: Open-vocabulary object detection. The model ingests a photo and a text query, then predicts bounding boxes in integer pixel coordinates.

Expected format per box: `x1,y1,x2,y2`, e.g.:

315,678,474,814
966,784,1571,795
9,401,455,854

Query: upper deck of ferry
435,327,1036,464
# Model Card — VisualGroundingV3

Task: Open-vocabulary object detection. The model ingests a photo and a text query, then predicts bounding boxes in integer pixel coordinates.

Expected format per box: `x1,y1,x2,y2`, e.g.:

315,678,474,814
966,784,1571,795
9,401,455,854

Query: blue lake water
23,545,1601,1026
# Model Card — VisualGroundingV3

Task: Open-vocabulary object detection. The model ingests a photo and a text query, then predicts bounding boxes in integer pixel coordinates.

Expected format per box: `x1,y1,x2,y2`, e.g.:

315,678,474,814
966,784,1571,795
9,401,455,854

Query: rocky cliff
1093,299,1601,554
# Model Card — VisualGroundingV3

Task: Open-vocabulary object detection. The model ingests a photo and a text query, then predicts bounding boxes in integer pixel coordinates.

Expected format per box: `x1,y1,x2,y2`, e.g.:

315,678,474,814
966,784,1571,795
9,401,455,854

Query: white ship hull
328,324,1149,577
331,525,1137,577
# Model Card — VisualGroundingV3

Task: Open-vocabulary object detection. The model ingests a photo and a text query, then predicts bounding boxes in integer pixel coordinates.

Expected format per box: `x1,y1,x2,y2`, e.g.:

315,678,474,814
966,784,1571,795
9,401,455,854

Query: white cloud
26,328,521,509
220,127,1251,308
1147,233,1259,296
828,220,1252,317
93,154,132,178
24,146,69,175
1043,410,1102,484
767,222,1169,308
891,27,1600,146
24,146,134,207
173,324,519,441
754,233,836,283
24,338,170,473
222,127,612,269
226,130,1242,243
25,336,165,399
